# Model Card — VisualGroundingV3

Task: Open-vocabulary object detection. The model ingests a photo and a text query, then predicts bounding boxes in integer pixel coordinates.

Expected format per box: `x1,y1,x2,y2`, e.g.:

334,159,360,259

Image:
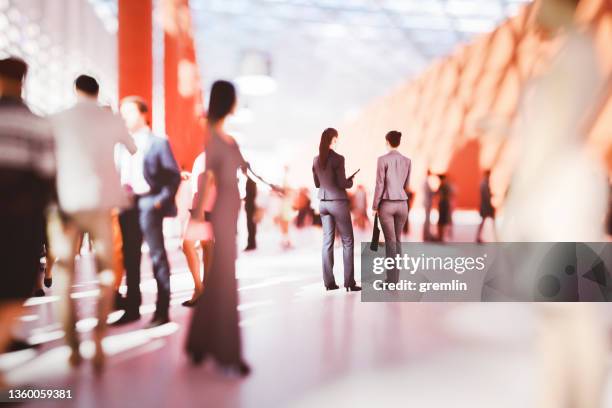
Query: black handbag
370,165,387,252
370,214,381,251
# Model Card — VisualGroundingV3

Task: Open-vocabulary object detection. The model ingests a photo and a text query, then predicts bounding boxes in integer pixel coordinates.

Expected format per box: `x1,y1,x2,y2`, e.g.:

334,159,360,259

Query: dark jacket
142,136,181,217
312,150,353,201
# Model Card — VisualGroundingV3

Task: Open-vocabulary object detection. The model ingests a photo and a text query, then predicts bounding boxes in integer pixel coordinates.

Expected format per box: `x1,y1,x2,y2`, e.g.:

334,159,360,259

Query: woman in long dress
186,80,250,376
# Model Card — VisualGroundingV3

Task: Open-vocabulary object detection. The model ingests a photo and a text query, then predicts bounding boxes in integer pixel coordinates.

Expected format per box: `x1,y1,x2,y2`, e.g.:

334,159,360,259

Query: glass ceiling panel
445,0,504,18
86,0,532,64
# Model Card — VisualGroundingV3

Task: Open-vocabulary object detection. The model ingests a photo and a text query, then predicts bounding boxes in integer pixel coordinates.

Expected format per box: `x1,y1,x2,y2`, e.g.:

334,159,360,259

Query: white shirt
190,152,205,197
51,100,137,213
118,127,154,195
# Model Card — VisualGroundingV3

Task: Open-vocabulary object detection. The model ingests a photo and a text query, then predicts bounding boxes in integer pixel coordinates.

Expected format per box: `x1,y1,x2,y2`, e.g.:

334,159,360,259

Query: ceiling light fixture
235,50,277,96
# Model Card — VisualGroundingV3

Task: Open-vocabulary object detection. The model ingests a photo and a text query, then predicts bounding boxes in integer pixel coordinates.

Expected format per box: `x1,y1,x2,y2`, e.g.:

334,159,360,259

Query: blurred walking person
114,96,180,327
372,131,411,284
295,188,314,228
499,1,610,407
179,152,215,307
352,184,370,231
312,128,361,292
244,177,257,250
476,170,497,243
0,58,55,389
186,80,251,376
277,166,293,249
436,174,452,242
48,75,136,370
422,169,436,241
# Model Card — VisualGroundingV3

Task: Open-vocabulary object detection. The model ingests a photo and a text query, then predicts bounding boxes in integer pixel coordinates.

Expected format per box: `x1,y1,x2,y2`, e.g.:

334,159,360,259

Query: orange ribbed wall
341,0,612,209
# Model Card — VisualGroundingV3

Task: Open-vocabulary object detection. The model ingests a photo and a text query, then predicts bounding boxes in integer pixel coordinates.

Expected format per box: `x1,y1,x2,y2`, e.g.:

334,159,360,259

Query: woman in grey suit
312,128,361,292
372,131,411,283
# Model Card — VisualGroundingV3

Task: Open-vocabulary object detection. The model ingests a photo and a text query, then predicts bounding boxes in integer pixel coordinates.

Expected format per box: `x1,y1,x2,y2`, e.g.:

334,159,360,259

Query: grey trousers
379,200,408,283
320,200,355,288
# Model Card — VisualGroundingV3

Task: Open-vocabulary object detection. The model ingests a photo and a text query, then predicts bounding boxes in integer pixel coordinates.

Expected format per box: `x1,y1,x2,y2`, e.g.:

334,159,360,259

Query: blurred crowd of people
264,168,497,247
0,59,255,385
1,0,611,405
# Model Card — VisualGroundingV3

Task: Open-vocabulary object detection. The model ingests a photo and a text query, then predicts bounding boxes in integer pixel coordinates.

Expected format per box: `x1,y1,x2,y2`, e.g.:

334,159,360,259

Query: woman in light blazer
372,131,411,283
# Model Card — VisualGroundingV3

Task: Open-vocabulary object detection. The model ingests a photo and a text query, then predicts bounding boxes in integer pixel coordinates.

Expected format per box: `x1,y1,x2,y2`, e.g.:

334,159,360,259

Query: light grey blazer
372,150,411,210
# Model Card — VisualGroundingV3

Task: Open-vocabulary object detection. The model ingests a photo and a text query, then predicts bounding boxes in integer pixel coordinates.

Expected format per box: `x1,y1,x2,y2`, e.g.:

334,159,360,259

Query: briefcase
370,214,381,251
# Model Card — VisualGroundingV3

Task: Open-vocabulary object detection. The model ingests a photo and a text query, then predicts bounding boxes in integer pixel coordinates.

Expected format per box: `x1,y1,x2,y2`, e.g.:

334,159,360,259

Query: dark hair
0,57,27,81
385,130,402,148
121,96,149,114
318,128,338,169
208,80,236,123
75,75,99,96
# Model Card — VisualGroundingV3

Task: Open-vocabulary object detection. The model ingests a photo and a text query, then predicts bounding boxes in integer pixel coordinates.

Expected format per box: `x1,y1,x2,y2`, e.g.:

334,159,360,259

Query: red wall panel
118,0,153,121
163,0,205,170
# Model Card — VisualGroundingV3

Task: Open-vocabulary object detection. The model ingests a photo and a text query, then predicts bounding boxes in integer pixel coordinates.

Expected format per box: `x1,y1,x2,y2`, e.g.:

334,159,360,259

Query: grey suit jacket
312,150,353,200
372,150,411,210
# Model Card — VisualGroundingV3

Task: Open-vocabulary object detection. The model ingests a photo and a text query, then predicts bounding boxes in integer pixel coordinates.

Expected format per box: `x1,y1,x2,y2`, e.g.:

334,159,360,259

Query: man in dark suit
114,96,180,328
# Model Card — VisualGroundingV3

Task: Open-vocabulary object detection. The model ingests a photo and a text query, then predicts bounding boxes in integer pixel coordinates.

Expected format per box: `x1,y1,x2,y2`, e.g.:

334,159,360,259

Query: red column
163,0,205,170
118,0,153,123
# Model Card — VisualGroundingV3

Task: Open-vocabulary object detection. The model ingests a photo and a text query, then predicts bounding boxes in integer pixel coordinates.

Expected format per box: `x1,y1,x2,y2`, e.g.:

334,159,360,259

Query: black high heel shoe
345,285,362,292
182,299,197,307
326,283,340,291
